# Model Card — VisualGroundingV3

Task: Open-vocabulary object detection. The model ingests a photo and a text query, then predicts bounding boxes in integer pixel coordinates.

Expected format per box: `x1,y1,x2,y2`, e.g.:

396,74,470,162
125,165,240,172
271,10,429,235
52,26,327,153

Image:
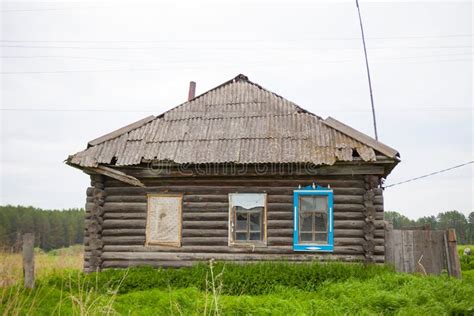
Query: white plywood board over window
146,194,182,247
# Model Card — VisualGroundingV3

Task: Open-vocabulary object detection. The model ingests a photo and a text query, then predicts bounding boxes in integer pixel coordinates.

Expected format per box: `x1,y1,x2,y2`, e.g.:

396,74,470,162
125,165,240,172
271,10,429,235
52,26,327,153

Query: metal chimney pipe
188,81,196,101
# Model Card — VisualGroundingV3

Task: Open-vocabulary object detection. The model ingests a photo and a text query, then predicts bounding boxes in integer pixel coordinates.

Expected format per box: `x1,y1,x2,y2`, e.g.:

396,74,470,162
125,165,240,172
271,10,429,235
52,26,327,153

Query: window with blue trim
293,186,334,252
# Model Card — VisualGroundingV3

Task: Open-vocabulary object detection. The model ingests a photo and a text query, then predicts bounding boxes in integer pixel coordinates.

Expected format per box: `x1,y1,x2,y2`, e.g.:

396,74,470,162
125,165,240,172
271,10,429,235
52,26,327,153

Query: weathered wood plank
101,251,369,261
104,186,366,196
105,194,368,204
102,229,145,236
104,213,147,220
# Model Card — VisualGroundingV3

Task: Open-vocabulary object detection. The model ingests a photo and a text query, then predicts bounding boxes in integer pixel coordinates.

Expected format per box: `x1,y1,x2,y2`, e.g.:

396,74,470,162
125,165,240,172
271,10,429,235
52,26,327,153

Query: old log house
67,74,400,272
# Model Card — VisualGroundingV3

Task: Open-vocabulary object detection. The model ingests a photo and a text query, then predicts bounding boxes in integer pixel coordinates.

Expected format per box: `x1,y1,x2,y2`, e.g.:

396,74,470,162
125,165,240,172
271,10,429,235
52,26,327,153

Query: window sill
293,244,333,252
146,241,181,248
228,241,267,249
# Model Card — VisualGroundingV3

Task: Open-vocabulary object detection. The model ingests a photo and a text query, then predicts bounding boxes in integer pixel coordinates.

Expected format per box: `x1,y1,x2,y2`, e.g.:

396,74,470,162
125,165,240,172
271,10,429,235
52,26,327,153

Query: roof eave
323,116,400,159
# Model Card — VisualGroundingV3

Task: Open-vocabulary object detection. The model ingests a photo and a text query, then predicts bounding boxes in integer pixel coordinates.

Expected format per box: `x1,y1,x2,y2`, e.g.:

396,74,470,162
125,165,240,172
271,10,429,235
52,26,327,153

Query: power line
355,0,378,140
384,161,474,188
0,105,470,113
2,52,472,63
1,44,472,50
1,58,472,75
0,34,472,42
0,108,156,113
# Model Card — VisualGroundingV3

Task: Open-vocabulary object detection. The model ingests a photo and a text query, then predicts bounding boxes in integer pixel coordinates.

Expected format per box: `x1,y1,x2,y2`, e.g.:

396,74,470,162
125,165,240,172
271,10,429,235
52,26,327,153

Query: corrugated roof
68,74,399,168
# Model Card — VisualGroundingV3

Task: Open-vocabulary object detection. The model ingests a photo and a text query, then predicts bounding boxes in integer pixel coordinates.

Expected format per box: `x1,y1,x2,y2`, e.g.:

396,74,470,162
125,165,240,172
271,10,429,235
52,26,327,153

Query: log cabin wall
83,171,386,271
84,175,105,272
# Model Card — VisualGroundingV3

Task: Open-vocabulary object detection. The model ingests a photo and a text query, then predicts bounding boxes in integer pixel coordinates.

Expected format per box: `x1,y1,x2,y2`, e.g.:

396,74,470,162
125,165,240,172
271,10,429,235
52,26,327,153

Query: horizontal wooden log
101,255,386,268
182,237,227,246
103,245,297,254
104,194,368,205
102,237,384,254
106,172,365,182
266,220,384,230
100,218,376,232
104,202,146,212
102,229,145,236
102,219,146,229
267,228,293,237
183,221,228,229
99,202,381,215
182,229,228,237
104,213,146,220
102,260,196,268
104,186,366,196
183,212,227,221
100,250,371,261
113,164,384,178
102,236,145,245
137,179,366,188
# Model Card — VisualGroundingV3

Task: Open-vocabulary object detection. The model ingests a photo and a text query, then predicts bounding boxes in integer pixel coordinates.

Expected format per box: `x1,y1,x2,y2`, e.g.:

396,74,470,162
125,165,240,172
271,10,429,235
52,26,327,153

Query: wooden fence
384,223,461,277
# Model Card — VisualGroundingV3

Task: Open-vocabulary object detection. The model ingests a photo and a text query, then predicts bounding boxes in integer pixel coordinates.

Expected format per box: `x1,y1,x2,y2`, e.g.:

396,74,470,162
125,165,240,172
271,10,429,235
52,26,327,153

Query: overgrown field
1,246,473,315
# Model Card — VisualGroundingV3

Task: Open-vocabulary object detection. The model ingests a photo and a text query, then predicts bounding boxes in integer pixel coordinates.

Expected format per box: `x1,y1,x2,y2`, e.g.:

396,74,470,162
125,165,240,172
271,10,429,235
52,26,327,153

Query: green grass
2,261,474,315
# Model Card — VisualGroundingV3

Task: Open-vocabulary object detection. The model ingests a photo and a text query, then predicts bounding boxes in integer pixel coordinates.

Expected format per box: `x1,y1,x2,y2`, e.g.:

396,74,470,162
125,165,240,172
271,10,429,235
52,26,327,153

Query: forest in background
0,205,472,251
385,210,474,244
0,205,84,251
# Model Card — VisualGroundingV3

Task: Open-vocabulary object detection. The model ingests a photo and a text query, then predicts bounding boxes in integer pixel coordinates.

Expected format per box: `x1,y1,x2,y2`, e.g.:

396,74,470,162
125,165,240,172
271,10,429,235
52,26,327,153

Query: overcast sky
1,0,472,219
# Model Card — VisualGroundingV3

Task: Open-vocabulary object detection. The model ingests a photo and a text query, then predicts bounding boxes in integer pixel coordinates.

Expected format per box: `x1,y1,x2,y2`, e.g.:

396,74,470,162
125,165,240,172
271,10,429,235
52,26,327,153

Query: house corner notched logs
84,175,106,272
363,175,380,263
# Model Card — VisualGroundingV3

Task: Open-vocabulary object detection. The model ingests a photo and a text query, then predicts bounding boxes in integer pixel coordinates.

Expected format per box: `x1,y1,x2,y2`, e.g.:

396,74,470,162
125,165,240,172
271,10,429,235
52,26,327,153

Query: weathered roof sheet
68,74,399,168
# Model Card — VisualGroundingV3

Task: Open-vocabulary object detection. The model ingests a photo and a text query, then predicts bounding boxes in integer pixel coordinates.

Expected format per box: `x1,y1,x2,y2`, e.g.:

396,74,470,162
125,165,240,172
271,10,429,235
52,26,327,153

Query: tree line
385,210,474,244
0,205,85,251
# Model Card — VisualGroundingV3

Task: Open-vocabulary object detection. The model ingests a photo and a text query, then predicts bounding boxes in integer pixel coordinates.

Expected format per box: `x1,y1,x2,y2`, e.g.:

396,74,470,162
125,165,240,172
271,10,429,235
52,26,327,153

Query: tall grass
0,245,83,287
1,246,473,315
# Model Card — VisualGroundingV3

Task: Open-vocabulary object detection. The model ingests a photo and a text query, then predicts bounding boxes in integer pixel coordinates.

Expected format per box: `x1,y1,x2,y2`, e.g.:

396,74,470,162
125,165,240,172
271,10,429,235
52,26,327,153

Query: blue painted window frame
293,186,334,252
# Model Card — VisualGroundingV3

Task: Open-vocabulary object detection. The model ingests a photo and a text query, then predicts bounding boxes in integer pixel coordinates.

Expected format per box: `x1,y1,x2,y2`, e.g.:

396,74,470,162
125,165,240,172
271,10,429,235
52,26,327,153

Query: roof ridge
162,112,311,122
157,74,322,120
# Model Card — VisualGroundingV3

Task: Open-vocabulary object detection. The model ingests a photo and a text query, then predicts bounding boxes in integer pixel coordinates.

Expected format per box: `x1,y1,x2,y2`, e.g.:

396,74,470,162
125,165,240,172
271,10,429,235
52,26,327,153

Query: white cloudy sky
0,0,472,219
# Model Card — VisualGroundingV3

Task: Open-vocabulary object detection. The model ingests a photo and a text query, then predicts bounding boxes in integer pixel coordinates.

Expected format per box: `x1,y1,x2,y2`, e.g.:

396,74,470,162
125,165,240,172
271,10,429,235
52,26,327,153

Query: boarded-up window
146,194,182,247
229,193,267,247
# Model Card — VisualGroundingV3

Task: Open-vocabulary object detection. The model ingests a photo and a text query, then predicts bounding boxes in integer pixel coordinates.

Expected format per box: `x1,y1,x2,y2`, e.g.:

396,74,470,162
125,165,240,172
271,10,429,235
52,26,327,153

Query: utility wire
1,34,472,42
384,161,474,188
2,52,472,63
1,58,472,75
356,0,378,140
1,44,472,50
1,106,470,113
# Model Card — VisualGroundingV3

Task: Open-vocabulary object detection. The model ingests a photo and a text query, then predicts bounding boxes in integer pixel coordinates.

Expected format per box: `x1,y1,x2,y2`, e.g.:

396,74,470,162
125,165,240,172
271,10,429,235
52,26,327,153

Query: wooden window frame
145,193,183,247
228,193,267,248
298,195,329,244
293,187,333,252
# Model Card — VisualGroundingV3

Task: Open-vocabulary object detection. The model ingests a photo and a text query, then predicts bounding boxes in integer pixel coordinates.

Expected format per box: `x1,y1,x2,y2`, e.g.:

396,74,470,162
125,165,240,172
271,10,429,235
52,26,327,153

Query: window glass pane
314,196,328,212
314,213,327,232
300,196,327,212
250,212,261,231
236,212,247,231
250,232,261,240
314,233,327,243
300,213,313,232
300,233,312,242
300,196,314,212
236,232,247,241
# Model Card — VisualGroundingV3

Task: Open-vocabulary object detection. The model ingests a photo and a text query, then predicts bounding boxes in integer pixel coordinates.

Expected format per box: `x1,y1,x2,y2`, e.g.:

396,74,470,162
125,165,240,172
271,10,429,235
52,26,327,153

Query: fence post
22,233,35,289
446,229,461,278
384,221,394,265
